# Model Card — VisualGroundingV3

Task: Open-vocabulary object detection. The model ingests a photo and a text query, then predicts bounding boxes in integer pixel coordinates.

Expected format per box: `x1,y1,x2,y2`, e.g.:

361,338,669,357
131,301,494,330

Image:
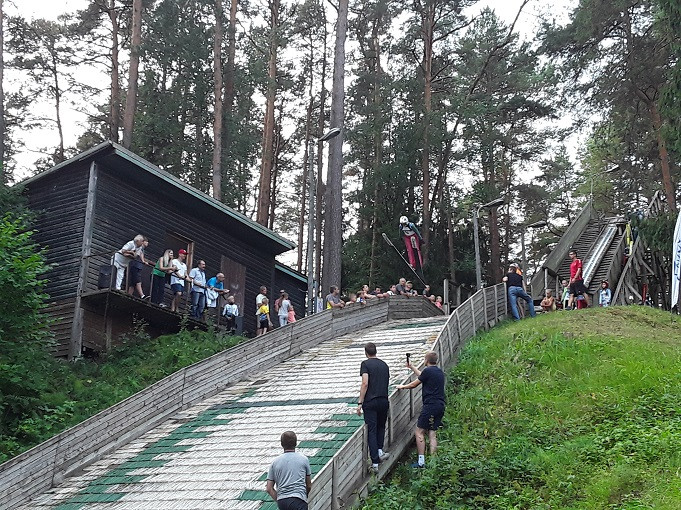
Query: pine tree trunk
222,0,238,177
107,0,120,143
322,0,349,293
212,0,224,200
298,92,314,272
419,4,434,266
0,0,5,182
122,0,142,149
315,6,328,291
51,51,65,163
650,102,677,212
256,0,279,225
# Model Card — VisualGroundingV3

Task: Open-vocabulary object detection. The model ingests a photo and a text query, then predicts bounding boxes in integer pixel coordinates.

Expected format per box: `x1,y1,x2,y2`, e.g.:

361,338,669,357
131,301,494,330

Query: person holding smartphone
397,351,446,468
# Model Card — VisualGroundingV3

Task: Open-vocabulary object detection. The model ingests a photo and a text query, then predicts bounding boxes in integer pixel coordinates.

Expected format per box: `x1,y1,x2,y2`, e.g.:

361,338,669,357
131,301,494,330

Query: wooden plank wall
310,284,509,509
25,164,91,354
87,166,286,338
0,296,438,509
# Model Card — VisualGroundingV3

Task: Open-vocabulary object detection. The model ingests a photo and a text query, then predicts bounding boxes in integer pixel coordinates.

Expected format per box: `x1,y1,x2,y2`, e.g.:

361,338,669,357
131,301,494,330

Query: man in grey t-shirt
266,431,312,510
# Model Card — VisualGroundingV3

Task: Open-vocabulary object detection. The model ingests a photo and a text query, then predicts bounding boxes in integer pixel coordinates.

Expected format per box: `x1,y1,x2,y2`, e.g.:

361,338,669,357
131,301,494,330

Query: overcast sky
8,0,575,180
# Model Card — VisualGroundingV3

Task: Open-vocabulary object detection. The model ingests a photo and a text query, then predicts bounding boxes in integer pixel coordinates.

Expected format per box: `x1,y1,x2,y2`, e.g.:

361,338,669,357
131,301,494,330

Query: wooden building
21,141,305,358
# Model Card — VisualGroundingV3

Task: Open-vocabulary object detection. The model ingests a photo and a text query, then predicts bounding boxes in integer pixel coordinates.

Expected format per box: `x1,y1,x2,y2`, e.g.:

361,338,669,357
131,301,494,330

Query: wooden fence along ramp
1,288,507,510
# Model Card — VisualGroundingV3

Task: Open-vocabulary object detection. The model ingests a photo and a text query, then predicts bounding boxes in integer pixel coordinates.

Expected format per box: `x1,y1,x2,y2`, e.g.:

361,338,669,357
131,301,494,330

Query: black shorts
259,319,269,329
128,261,143,285
417,404,444,431
569,280,588,296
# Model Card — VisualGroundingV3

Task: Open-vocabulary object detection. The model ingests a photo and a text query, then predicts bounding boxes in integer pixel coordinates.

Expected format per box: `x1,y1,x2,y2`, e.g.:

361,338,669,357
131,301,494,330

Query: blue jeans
508,286,535,320
191,291,206,318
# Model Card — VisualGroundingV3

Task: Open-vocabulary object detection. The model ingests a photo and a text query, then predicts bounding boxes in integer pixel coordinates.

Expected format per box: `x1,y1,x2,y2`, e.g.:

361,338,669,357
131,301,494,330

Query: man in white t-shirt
112,235,145,290
278,292,291,327
170,249,188,313
256,286,268,308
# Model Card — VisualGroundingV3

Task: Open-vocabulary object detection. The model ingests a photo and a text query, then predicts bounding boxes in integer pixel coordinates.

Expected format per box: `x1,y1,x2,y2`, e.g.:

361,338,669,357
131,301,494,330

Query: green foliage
0,326,246,463
635,213,677,254
360,307,681,509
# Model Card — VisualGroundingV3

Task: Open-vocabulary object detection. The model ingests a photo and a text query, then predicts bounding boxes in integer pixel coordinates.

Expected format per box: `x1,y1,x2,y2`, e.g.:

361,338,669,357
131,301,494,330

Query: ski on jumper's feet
382,232,427,286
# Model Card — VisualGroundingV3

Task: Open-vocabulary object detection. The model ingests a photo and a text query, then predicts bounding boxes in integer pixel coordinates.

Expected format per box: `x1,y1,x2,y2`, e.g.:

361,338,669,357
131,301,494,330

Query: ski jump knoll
1,289,508,510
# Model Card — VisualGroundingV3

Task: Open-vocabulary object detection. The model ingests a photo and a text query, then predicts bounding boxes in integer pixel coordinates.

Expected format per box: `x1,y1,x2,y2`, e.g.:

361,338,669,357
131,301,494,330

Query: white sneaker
379,451,390,461
369,464,379,474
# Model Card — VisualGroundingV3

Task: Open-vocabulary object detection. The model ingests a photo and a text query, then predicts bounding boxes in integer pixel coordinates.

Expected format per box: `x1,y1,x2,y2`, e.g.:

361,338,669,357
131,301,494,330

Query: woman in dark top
502,264,536,320
151,249,175,306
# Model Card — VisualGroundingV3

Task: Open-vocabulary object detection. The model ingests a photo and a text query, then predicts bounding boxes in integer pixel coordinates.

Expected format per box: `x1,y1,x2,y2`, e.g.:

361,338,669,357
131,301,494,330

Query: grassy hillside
361,307,681,509
0,328,245,463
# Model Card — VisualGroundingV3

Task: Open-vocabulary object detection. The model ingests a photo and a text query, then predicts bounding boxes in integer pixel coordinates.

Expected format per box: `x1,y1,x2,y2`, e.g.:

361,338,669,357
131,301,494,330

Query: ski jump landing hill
1,288,508,510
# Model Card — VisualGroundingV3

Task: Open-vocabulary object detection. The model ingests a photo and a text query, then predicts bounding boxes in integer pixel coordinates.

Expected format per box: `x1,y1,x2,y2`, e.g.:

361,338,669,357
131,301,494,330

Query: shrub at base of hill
361,307,681,509
0,190,248,463
0,324,246,463
0,214,56,462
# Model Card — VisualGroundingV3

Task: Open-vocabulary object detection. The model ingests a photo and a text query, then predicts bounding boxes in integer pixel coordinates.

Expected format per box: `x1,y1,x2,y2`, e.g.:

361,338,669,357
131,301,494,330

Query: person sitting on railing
540,289,556,312
598,280,611,307
151,249,175,306
112,234,145,292
222,295,239,334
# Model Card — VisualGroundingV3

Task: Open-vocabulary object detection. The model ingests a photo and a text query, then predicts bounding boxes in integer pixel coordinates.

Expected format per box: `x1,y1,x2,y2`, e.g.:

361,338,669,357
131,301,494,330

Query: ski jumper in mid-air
399,216,424,270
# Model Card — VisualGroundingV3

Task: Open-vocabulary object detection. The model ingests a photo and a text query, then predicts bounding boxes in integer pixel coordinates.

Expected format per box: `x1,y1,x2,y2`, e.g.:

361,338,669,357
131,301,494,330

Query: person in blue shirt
205,272,226,310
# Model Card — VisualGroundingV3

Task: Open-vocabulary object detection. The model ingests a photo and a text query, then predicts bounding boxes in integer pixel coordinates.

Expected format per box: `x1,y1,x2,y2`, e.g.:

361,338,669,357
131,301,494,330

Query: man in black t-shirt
357,342,390,473
397,351,445,468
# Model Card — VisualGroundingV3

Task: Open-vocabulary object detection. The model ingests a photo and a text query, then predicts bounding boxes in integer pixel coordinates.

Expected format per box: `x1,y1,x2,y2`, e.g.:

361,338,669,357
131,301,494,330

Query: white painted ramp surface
24,316,447,510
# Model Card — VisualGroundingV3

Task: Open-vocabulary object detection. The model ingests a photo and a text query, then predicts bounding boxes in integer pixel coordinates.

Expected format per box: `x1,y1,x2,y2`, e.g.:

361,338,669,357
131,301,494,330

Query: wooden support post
482,288,488,328
470,297,476,335
331,456,339,510
494,285,499,320
443,278,450,314
70,161,98,360
456,310,463,350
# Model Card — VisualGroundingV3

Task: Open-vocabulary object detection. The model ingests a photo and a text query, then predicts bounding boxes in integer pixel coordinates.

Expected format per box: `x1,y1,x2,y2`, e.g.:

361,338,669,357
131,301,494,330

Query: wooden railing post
331,456,339,510
470,297,476,335
494,285,498,320
483,288,488,327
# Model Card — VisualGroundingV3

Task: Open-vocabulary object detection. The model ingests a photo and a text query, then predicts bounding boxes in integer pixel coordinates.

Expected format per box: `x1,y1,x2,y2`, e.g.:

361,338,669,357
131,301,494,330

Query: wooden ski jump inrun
1,286,508,510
